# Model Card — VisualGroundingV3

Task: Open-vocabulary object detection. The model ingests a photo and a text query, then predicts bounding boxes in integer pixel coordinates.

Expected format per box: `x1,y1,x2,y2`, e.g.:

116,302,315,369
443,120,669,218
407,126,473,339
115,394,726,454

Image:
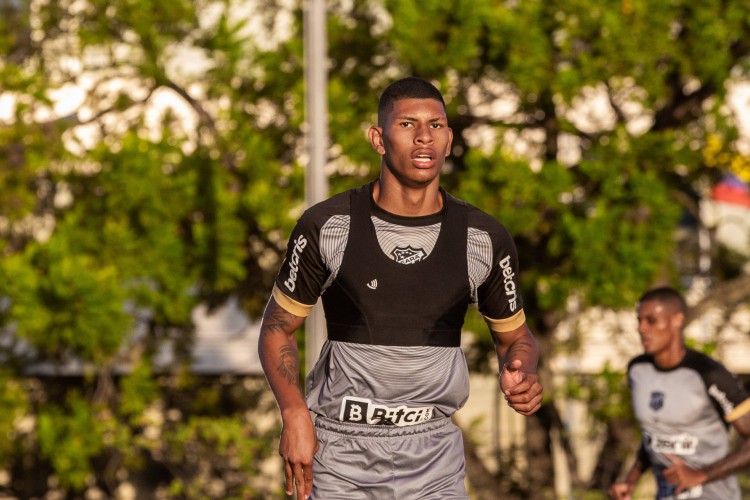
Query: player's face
369,98,453,188
636,300,681,356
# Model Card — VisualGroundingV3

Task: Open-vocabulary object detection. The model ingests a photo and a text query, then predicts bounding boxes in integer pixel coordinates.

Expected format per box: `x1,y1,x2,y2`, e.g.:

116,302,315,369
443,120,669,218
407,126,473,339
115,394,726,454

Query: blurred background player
609,286,750,500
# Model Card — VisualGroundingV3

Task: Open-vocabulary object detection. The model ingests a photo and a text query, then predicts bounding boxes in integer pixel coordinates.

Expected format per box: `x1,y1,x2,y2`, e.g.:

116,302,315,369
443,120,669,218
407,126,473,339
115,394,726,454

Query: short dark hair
378,77,446,125
638,286,687,316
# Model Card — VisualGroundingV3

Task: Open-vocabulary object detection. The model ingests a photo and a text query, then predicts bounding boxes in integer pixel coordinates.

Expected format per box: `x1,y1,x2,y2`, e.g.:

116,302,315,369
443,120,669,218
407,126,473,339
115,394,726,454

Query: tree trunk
589,416,640,491
524,404,555,497
462,426,507,499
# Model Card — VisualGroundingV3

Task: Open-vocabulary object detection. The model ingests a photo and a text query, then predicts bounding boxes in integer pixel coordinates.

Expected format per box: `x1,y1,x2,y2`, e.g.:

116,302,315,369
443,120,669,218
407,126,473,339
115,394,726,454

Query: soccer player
259,77,542,499
609,286,750,500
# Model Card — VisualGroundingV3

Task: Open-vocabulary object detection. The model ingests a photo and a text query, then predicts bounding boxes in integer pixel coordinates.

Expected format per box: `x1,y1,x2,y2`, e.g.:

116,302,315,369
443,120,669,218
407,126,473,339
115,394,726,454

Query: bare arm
703,411,750,480
258,297,316,500
609,444,650,499
489,322,542,416
259,296,307,411
664,410,750,495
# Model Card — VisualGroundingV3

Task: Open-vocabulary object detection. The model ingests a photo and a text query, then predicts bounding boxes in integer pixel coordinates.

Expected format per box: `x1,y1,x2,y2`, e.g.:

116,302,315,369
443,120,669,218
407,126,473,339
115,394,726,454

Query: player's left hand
664,454,707,494
500,359,542,416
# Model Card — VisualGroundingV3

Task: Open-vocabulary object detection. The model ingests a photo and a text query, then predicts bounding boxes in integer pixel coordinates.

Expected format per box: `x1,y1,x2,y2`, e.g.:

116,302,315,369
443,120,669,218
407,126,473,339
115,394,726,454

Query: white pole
304,0,329,372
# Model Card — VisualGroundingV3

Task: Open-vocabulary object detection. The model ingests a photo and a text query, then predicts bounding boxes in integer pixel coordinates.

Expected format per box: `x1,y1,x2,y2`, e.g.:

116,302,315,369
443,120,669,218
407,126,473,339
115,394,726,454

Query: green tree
325,0,750,495
2,0,750,498
1,0,291,497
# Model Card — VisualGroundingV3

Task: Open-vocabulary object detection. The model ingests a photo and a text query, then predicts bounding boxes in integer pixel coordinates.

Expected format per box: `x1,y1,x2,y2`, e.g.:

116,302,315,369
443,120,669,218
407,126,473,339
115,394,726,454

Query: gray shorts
311,415,468,499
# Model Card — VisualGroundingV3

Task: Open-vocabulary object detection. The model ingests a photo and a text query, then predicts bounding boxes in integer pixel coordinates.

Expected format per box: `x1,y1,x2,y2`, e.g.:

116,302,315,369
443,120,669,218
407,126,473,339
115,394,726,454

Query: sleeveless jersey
628,349,750,499
273,182,526,423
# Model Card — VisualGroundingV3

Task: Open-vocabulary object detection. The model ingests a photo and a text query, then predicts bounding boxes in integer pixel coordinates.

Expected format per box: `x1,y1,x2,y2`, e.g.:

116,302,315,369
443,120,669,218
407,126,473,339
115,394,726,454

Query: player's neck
372,176,443,217
653,343,687,369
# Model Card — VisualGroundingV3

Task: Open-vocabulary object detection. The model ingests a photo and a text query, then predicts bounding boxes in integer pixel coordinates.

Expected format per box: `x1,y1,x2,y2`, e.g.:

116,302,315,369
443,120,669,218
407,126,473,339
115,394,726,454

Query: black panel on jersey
322,183,471,347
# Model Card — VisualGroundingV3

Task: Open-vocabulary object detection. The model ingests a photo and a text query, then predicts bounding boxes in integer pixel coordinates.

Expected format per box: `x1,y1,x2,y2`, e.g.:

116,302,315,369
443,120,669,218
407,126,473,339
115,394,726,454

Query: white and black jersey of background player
272,180,525,429
629,350,750,499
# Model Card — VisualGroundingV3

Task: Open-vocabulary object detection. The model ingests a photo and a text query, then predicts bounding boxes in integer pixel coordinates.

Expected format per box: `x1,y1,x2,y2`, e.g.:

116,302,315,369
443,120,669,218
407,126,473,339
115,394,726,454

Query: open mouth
413,151,435,166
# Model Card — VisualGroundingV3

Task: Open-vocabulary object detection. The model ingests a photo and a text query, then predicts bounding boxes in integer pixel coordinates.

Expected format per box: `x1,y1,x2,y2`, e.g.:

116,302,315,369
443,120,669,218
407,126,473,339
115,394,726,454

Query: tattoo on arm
277,345,299,386
260,299,305,389
263,303,296,334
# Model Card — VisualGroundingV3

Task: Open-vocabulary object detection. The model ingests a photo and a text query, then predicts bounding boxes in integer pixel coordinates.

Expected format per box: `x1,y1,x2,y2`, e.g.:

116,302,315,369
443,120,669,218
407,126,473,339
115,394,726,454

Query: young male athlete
609,286,750,500
259,77,542,499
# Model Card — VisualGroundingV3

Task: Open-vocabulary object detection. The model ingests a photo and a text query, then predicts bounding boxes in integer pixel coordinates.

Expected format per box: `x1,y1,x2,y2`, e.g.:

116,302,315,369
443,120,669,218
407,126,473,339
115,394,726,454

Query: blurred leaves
38,393,106,490
0,371,29,465
1,0,749,496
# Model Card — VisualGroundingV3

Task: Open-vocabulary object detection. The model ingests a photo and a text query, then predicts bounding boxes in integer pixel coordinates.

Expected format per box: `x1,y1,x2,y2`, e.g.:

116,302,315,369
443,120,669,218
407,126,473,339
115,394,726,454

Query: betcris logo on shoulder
498,255,518,312
283,234,308,293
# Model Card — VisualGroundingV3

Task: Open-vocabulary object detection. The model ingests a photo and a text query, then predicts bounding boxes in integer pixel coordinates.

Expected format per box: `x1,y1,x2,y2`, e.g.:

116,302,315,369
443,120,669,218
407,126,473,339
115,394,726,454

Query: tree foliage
1,0,749,497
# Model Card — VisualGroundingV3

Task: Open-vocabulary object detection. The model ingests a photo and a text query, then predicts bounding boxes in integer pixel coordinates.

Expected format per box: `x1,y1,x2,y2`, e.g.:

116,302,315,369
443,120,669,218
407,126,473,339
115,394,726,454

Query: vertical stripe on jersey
319,215,349,290
467,227,493,303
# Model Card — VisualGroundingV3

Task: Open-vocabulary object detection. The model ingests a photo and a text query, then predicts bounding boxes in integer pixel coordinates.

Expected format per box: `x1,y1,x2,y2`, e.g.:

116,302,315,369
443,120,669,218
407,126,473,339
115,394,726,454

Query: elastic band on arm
484,309,526,333
726,398,750,423
272,284,314,318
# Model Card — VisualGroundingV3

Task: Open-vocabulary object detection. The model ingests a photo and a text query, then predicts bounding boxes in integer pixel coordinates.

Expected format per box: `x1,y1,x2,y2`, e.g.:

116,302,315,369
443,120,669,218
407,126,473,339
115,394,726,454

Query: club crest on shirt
392,246,426,264
650,391,665,411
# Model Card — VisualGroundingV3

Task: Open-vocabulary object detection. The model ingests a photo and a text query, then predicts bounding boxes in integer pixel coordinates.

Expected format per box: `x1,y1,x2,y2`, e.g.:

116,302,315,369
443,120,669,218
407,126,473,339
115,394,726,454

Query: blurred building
157,296,264,375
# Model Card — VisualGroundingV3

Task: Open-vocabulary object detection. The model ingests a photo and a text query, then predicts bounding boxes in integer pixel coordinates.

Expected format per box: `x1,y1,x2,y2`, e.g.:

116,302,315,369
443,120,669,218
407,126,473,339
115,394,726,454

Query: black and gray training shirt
273,182,526,425
628,349,750,499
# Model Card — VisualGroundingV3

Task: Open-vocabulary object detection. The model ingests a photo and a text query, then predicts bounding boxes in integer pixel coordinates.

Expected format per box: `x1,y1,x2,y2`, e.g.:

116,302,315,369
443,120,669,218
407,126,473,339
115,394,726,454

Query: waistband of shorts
313,415,453,438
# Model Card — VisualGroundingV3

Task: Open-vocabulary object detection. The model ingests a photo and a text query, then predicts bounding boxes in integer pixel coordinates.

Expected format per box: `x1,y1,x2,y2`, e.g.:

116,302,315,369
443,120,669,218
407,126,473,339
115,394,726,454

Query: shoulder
628,354,653,372
302,188,352,220
681,350,750,420
449,193,514,241
295,187,354,233
626,355,657,388
681,349,746,398
681,349,730,376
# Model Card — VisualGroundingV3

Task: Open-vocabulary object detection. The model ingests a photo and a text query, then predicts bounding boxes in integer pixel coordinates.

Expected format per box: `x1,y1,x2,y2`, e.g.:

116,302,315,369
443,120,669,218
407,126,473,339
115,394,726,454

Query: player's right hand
608,481,634,500
500,359,542,416
279,409,319,500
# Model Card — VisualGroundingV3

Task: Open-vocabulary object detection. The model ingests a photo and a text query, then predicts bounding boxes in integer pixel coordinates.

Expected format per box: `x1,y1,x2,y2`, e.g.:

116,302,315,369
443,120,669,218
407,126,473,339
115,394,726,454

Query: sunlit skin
257,298,314,500
636,299,686,369
368,98,453,216
492,326,543,416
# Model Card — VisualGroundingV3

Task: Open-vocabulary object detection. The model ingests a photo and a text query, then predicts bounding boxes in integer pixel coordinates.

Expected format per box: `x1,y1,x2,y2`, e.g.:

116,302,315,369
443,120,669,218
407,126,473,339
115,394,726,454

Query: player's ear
369,126,385,155
671,311,685,331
